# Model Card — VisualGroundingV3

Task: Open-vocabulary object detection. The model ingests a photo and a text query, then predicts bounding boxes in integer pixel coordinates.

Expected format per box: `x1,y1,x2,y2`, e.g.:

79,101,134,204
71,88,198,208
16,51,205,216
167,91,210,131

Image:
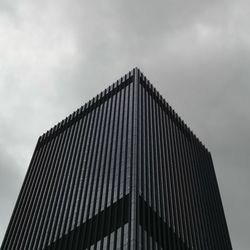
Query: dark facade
1,68,232,250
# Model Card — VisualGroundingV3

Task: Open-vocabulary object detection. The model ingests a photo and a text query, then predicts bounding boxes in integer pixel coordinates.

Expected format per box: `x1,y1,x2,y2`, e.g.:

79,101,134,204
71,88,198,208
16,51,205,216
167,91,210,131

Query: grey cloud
0,146,23,243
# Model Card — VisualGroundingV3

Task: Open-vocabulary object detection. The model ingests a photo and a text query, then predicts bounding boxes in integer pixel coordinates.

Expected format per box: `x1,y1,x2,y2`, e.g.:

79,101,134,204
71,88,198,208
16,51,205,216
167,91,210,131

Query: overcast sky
0,0,249,249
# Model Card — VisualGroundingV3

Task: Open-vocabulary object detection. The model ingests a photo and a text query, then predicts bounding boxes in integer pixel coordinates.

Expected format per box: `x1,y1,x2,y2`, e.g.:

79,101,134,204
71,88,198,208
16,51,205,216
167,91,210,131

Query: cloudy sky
0,0,249,249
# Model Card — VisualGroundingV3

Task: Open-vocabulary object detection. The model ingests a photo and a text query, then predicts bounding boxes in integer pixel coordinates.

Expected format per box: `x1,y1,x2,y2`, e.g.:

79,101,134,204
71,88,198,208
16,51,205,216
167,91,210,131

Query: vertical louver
1,68,232,250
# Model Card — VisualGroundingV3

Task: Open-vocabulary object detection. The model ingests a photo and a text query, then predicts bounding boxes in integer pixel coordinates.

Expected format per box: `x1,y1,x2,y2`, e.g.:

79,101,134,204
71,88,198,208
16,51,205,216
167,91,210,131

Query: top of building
37,67,209,152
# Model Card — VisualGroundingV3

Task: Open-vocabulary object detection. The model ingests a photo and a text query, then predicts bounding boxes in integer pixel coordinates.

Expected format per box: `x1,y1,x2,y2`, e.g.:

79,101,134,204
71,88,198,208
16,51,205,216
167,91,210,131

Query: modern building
1,68,232,250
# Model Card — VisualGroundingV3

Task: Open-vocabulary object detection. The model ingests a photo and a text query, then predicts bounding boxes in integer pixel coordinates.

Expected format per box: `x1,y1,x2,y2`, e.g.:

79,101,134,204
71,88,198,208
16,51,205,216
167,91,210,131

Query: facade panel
1,68,232,250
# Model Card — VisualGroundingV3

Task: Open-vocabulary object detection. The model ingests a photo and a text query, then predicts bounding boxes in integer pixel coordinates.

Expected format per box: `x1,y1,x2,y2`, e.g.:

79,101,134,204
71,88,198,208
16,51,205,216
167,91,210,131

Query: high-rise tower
1,68,232,250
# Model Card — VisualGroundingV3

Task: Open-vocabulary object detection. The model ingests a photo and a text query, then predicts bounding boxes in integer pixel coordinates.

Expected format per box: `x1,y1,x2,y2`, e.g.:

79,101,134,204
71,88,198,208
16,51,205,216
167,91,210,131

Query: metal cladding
1,68,232,250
